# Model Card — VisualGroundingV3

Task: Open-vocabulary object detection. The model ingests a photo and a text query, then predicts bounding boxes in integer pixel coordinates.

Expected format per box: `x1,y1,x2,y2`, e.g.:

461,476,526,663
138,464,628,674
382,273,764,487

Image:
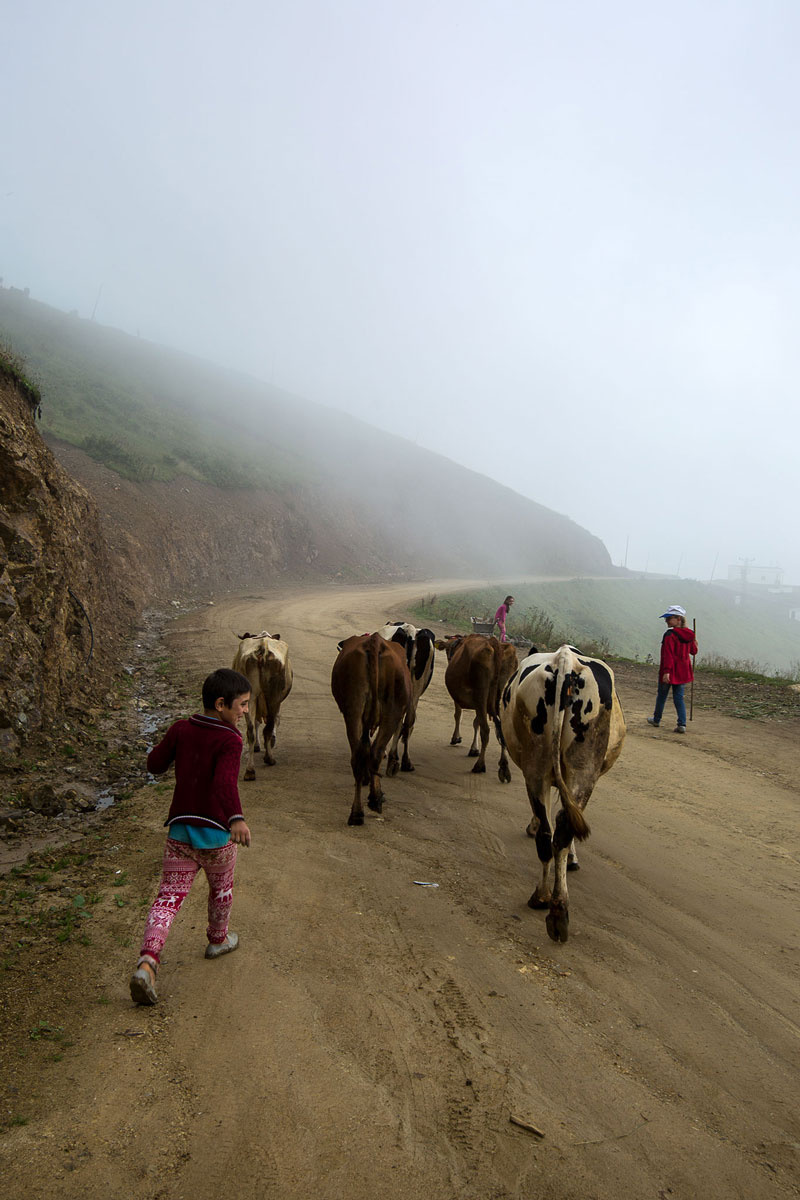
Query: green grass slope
415,577,800,677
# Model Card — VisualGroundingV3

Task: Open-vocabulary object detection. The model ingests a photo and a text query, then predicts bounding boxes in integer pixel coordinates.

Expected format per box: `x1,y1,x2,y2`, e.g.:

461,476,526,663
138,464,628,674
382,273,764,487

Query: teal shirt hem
168,822,230,849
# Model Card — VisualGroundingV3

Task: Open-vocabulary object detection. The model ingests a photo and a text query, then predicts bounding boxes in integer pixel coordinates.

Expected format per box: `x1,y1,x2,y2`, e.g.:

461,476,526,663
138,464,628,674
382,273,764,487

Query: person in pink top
493,595,514,642
129,668,253,1006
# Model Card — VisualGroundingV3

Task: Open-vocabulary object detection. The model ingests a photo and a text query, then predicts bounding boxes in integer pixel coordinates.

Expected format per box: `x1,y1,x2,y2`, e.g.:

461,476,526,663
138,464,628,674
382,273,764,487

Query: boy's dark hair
202,668,251,710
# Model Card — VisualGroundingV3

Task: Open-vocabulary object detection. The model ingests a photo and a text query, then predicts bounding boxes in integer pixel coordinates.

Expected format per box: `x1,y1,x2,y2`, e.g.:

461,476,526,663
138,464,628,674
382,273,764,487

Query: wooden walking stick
690,617,697,721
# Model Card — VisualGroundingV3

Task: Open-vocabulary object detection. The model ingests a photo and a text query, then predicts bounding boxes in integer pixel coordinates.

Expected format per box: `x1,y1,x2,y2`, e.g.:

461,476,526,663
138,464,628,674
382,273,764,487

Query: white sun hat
659,604,686,618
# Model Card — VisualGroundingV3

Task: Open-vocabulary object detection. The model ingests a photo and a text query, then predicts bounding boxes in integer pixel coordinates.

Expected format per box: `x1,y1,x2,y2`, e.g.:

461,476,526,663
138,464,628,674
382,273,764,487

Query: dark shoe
130,962,158,1005
674,725,686,734
205,932,239,959
647,717,660,727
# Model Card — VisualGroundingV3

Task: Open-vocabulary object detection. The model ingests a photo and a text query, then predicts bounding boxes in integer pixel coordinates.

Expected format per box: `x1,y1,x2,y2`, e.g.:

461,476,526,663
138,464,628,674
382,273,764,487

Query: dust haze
3,2,799,582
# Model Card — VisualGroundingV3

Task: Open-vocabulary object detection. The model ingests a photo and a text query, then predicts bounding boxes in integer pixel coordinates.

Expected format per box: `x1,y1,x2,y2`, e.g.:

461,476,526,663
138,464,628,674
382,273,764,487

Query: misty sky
3,1,799,584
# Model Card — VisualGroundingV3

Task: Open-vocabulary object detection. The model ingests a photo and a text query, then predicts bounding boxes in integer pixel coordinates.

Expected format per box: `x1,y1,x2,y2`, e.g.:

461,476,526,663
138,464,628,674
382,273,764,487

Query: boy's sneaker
674,725,687,734
646,717,660,727
130,961,158,1005
205,932,239,959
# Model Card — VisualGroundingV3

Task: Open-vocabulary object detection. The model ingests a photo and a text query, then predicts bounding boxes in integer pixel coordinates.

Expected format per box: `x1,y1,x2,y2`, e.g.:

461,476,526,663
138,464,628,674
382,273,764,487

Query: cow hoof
498,764,511,784
400,761,415,773
527,892,551,910
386,759,399,778
262,756,276,767
367,797,383,814
243,769,256,782
348,812,365,826
546,907,569,943
567,859,580,872
525,823,536,838
470,762,486,774
450,736,462,746
467,747,480,758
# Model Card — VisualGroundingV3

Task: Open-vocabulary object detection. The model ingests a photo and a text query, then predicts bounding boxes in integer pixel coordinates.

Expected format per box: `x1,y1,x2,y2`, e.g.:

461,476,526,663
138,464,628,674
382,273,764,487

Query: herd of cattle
231,622,626,943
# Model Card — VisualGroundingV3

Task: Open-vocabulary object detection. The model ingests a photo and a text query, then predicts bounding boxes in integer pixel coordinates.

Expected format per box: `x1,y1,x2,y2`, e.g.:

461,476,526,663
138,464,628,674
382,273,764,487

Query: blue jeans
653,682,686,726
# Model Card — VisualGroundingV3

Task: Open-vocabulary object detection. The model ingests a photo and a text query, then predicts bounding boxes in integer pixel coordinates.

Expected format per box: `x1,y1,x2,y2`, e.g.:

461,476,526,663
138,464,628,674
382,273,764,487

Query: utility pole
90,283,103,322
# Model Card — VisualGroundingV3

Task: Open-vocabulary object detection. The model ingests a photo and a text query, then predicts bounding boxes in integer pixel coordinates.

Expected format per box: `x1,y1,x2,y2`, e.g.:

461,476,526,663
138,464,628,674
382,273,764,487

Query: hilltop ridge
0,286,613,594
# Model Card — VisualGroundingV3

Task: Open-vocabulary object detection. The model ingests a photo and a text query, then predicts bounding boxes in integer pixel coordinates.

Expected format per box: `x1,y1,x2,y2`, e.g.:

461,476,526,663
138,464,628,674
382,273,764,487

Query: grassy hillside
414,578,800,677
0,288,613,579
0,291,308,488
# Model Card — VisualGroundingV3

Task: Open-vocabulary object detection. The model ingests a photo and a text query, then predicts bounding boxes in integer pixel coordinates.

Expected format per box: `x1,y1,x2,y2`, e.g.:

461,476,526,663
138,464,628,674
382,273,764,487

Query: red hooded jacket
659,625,697,686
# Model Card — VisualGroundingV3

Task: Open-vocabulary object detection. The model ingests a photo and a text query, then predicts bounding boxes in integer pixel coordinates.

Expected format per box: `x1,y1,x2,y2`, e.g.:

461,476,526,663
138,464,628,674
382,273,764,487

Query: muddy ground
1,580,798,1200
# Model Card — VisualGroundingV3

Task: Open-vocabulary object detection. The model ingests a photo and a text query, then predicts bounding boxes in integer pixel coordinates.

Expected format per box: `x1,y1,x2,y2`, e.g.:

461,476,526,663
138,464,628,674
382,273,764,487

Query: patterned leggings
139,838,238,964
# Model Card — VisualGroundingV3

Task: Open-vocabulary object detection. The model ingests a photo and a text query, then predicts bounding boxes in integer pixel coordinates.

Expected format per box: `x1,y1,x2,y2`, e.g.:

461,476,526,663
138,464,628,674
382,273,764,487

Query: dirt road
3,581,799,1199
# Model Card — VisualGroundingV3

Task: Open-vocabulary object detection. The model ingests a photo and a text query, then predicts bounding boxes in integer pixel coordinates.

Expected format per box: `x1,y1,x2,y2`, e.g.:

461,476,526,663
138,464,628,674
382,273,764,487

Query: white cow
232,631,293,779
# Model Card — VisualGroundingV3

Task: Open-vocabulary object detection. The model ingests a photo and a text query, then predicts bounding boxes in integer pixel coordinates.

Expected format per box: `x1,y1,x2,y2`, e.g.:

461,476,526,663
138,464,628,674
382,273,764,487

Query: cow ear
528,645,538,656
434,639,448,650
272,633,280,641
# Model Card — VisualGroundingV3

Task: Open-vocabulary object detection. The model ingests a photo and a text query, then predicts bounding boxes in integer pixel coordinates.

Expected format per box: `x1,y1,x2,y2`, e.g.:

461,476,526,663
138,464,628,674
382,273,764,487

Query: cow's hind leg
567,839,580,871
450,706,463,745
243,713,257,781
546,811,576,942
494,717,511,783
470,712,489,773
367,739,388,816
385,725,401,777
262,713,277,766
525,783,553,908
467,715,480,757
347,730,370,825
400,711,415,772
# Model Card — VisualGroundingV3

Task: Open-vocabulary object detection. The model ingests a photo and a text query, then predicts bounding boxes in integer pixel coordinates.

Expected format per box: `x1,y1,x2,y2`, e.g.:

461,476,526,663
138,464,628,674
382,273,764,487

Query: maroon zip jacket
147,714,245,833
659,626,698,686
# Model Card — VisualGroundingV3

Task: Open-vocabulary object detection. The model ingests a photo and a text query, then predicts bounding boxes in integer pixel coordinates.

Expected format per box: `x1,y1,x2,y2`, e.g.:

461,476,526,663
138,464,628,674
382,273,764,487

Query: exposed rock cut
0,376,131,753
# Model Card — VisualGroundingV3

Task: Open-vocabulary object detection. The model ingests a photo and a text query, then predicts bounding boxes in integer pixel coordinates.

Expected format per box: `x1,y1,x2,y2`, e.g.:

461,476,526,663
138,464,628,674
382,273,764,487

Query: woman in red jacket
647,605,697,733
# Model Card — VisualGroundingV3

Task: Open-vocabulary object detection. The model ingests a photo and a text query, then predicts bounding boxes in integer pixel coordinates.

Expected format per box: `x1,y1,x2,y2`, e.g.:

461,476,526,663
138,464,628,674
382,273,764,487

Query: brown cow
232,631,293,779
439,634,518,781
331,633,412,826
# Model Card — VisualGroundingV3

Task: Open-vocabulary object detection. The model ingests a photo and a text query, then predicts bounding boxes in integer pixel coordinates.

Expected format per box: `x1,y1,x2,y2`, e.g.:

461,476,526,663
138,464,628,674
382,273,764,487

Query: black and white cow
375,622,436,775
499,644,626,942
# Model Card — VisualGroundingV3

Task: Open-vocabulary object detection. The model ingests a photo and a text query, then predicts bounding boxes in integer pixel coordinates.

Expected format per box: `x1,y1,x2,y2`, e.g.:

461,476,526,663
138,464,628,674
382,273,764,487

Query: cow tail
365,633,381,734
551,646,590,842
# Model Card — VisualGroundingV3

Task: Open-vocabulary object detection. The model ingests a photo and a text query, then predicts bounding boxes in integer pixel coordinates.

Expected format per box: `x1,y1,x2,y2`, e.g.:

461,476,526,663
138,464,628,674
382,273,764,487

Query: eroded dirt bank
1,580,798,1200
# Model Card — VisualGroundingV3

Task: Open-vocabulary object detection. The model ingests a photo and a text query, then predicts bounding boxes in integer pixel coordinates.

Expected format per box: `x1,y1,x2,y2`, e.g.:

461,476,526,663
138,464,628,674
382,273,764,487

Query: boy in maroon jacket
130,668,252,1005
647,605,698,734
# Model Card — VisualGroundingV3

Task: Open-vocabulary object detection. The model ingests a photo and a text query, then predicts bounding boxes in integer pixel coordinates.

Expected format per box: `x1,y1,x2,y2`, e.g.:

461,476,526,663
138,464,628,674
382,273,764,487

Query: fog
3,1,799,584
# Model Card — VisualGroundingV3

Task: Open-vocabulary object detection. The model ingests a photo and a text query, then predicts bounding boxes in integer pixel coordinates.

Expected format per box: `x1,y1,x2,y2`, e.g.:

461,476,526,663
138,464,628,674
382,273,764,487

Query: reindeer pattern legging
140,837,238,963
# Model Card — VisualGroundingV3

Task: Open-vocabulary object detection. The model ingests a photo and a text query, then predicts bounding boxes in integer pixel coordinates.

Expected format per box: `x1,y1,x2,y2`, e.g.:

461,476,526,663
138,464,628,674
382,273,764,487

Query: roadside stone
27,783,68,817
59,787,98,814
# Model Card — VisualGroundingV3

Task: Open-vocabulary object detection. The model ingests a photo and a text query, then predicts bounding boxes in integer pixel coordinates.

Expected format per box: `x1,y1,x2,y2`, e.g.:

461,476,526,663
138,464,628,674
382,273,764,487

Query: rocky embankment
0,374,132,757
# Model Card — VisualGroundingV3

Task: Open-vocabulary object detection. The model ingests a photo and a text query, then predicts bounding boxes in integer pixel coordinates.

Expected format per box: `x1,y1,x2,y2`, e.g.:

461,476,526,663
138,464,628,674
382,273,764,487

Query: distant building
727,564,783,587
